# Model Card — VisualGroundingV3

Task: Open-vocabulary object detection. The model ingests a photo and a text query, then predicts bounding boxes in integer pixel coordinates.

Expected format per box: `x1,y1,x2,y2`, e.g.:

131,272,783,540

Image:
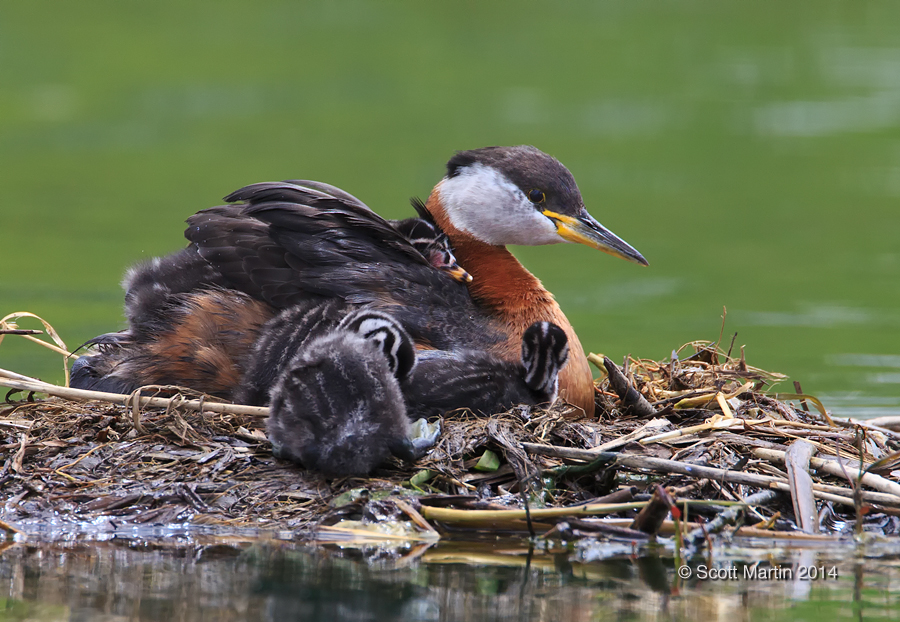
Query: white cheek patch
438,164,564,246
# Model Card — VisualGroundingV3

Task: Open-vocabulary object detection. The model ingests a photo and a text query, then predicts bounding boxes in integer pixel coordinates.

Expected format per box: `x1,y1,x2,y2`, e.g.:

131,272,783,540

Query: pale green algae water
2,0,899,417
2,1,900,618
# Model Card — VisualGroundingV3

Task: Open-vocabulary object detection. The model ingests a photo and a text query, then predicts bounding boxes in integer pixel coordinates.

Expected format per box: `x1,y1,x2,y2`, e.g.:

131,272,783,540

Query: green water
2,2,900,616
2,1,899,416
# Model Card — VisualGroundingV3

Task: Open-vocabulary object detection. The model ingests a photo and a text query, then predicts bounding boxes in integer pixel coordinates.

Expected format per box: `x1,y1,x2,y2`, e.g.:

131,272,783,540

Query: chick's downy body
403,321,570,418
266,309,427,477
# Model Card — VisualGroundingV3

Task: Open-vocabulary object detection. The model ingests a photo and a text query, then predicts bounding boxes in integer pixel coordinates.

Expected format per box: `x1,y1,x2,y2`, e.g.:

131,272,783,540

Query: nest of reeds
2,325,900,545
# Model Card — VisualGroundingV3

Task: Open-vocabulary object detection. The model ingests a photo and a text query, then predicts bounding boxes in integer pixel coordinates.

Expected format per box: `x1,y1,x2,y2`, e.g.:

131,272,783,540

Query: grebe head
437,145,648,266
521,321,570,402
338,308,417,381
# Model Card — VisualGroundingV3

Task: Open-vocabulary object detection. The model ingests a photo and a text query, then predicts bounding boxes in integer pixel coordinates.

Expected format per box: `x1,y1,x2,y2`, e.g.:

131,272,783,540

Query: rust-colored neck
426,188,595,416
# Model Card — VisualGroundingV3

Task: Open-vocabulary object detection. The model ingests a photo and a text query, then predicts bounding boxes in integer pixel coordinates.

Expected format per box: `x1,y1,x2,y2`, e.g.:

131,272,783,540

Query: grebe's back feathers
186,181,501,350
224,179,370,212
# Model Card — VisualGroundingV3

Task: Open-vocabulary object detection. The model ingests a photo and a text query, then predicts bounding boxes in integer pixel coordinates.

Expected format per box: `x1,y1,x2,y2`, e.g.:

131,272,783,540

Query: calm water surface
2,534,900,622
2,1,900,618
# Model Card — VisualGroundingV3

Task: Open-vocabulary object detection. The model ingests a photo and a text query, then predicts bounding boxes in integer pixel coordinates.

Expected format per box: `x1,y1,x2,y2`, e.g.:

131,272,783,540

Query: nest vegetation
2,313,900,547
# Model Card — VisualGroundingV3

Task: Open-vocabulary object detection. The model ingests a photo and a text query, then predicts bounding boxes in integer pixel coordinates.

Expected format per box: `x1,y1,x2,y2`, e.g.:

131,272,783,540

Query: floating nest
2,327,900,546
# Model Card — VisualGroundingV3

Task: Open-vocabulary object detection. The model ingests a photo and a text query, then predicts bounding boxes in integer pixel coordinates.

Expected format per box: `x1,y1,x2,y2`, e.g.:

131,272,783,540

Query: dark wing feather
186,181,503,350
225,179,370,212
186,204,283,302
283,179,370,210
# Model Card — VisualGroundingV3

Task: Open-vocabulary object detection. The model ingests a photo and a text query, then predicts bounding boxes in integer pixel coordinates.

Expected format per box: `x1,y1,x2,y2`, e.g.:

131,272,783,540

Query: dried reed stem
0,369,269,417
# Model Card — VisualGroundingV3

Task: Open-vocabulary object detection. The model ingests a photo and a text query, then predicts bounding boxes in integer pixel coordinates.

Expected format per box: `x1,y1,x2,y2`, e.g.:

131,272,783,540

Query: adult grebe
72,146,646,416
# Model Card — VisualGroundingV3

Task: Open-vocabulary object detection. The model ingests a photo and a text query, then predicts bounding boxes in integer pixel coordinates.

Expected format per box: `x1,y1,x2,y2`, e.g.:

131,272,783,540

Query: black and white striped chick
233,299,351,407
520,321,571,399
265,308,437,477
391,199,472,283
403,321,570,419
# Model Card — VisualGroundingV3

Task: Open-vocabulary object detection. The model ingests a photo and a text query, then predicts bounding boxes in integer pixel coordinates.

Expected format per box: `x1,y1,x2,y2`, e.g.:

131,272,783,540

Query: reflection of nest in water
2,340,900,542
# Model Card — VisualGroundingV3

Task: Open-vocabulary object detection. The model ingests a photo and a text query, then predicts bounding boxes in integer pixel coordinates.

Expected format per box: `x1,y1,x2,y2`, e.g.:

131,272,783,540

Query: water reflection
823,353,900,417
818,394,900,419
735,305,874,328
2,537,899,621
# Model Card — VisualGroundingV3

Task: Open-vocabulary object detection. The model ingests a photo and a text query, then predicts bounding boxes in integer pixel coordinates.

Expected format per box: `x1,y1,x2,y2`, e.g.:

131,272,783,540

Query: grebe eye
527,189,545,204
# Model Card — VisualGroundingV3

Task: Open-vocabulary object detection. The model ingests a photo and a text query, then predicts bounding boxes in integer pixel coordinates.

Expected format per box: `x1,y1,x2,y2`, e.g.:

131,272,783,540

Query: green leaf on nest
474,450,500,472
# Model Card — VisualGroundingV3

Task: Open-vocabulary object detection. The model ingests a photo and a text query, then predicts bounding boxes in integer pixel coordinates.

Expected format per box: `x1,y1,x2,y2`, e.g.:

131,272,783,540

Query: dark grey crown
520,321,570,398
445,146,584,218
338,309,416,381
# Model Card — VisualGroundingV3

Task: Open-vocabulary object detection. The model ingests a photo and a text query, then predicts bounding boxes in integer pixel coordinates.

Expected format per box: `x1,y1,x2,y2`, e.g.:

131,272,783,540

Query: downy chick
266,308,438,477
403,321,570,419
